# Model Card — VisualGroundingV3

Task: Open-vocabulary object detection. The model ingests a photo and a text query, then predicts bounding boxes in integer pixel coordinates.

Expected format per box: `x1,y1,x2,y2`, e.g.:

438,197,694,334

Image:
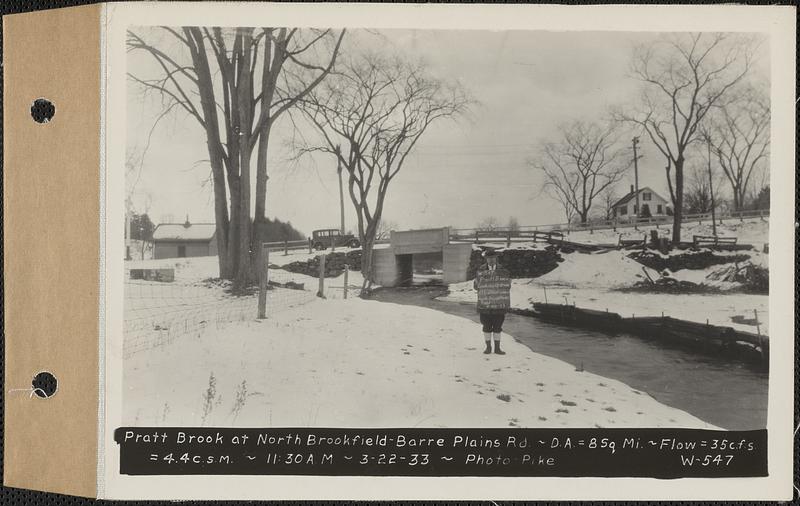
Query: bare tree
299,52,471,292
127,27,344,286
374,219,398,241
601,188,618,221
531,120,631,224
477,217,500,231
506,216,520,232
683,161,723,214
615,33,757,243
707,83,770,211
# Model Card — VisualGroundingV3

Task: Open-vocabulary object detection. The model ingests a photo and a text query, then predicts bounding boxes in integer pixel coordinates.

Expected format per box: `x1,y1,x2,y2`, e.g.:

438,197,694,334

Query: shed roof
152,223,216,242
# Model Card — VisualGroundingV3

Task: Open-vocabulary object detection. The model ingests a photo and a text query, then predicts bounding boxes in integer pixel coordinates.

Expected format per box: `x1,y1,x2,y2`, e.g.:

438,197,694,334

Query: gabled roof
152,223,216,242
611,187,665,209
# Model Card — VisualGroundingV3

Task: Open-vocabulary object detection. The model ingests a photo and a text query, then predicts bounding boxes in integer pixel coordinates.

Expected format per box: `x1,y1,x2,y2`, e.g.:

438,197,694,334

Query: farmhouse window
657,204,663,214
643,192,652,201
619,207,627,215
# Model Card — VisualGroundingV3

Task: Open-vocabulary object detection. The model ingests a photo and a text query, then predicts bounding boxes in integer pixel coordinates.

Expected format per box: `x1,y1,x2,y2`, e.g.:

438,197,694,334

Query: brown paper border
3,4,101,498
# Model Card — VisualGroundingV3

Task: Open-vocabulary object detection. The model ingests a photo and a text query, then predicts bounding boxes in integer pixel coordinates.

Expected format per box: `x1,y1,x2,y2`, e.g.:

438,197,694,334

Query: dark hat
482,248,498,258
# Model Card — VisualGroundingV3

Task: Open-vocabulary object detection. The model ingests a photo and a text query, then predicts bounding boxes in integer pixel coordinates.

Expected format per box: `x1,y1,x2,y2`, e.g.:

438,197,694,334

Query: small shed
612,186,671,219
152,220,218,259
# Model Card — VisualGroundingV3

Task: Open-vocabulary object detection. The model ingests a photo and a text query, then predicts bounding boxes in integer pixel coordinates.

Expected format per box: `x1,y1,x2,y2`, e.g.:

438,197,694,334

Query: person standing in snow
473,249,512,355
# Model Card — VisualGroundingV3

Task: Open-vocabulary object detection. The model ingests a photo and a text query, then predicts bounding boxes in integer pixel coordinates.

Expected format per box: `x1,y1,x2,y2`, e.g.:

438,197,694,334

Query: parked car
311,229,360,250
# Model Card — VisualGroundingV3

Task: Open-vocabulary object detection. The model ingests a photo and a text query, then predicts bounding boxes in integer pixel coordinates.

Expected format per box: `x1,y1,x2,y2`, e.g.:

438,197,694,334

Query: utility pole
335,144,345,235
632,136,641,228
706,135,717,237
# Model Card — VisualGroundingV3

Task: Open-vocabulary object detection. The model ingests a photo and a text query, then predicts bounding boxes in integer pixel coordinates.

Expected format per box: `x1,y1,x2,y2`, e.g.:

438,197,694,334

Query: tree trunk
187,28,233,279
227,181,242,277
235,35,255,288
671,158,685,244
338,165,345,234
360,238,375,295
733,188,743,212
254,122,271,223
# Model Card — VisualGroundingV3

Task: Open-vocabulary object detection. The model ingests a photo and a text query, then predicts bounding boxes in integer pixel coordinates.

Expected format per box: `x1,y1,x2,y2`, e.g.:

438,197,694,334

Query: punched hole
31,371,58,398
30,98,55,124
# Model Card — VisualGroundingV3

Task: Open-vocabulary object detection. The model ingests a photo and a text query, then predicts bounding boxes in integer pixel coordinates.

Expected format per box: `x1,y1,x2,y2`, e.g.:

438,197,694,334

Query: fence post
308,238,313,254
506,230,511,248
317,253,326,298
474,231,479,244
343,263,349,299
258,245,269,319
283,240,288,256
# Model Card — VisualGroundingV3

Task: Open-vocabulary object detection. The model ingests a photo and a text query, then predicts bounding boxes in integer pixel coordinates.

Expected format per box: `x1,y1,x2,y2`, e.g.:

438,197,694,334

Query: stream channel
370,286,768,430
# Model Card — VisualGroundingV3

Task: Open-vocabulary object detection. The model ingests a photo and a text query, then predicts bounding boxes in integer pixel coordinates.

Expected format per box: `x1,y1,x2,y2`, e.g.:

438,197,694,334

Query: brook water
370,286,768,430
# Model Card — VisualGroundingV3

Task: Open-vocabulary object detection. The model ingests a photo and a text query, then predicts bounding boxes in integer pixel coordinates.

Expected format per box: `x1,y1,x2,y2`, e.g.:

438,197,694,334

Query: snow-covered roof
153,223,216,242
611,187,665,208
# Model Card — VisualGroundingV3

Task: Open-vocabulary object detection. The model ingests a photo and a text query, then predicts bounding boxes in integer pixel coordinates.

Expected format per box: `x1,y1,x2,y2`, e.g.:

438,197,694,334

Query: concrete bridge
371,227,473,287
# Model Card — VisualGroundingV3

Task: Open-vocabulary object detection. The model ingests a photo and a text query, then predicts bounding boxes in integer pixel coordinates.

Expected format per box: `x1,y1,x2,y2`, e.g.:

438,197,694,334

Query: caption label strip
115,427,766,478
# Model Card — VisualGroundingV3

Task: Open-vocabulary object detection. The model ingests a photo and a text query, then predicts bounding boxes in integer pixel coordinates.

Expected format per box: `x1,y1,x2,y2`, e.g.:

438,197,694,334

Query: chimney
630,184,634,194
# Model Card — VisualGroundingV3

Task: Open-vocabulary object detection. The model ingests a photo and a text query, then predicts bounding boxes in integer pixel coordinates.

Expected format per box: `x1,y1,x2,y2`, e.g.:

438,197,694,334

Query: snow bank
440,282,768,335
124,298,715,429
535,250,650,288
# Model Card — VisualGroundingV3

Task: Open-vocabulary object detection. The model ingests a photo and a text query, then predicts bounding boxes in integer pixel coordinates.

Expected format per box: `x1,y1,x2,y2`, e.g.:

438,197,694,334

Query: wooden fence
450,209,769,243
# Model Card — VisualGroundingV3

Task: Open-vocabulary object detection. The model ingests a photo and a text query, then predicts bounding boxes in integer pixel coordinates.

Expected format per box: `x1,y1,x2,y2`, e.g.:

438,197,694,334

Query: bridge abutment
443,243,473,284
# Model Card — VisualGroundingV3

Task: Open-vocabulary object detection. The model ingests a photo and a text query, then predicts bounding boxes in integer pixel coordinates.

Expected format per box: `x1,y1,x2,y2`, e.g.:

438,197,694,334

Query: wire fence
123,266,318,359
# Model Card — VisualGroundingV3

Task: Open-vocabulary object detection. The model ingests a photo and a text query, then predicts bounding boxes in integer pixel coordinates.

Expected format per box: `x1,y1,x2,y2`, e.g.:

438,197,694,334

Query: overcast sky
126,29,768,235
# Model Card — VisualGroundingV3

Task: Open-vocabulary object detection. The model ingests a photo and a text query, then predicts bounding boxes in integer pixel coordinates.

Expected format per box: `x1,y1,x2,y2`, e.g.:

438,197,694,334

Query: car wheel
349,240,360,248
314,243,326,251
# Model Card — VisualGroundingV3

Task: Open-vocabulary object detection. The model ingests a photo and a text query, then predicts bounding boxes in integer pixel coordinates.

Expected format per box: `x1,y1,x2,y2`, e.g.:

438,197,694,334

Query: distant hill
254,218,306,242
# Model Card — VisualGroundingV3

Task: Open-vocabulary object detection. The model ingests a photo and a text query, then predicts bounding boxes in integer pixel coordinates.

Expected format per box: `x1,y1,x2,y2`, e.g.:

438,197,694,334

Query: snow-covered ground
441,249,769,334
122,255,360,360
124,297,716,429
124,254,364,299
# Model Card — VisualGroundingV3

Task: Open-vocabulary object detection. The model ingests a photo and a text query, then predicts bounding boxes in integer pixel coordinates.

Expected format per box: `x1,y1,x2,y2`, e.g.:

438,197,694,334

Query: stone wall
629,250,752,272
467,247,563,280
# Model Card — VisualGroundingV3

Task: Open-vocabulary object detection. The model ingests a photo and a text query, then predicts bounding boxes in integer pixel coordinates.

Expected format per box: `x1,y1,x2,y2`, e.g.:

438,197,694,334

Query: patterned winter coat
473,264,512,313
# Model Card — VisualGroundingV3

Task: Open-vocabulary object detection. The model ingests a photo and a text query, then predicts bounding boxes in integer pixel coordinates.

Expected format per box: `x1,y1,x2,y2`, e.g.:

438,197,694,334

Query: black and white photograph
122,23,774,433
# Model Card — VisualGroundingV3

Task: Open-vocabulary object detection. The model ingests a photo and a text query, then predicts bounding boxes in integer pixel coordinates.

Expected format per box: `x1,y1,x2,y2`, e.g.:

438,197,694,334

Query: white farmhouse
611,186,671,219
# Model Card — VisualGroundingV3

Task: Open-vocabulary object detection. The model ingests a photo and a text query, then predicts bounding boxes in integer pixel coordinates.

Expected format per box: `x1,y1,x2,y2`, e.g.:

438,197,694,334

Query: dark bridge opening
397,252,444,287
